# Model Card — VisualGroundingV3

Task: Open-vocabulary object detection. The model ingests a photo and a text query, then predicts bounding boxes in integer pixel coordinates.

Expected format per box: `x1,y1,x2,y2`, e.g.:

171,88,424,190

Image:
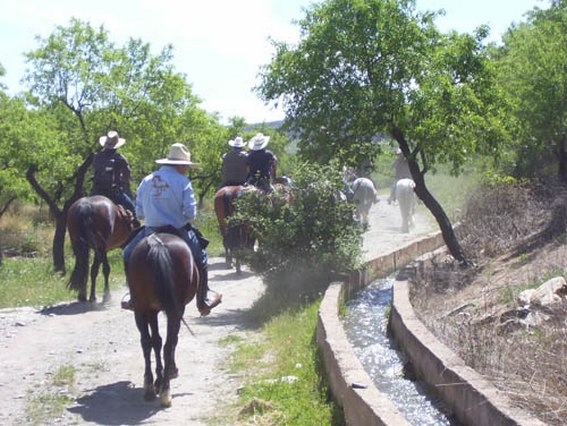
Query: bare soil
0,196,434,426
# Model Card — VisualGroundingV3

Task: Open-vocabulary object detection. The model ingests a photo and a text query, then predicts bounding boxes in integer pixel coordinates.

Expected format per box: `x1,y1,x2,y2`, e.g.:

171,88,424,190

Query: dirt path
0,196,436,425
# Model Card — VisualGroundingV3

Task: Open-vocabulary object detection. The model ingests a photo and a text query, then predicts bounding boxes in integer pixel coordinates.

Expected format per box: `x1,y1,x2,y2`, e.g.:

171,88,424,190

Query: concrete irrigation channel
315,227,546,426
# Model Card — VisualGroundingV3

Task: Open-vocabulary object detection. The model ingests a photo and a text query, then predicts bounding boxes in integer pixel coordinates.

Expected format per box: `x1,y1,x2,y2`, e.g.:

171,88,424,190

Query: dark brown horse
67,195,136,302
213,185,256,273
126,232,199,406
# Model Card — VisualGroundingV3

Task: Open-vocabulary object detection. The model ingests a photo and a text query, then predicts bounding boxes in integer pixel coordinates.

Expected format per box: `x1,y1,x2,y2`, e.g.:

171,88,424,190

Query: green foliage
0,94,58,213
258,0,510,177
494,0,567,180
15,17,231,270
233,162,363,303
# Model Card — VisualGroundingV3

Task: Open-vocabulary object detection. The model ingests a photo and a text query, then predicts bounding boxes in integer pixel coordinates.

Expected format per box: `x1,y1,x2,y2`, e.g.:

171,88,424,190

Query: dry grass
411,179,567,425
0,202,54,257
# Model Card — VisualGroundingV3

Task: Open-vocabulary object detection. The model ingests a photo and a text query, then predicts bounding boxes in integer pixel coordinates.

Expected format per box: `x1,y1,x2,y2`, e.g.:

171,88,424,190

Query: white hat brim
249,140,269,150
99,136,126,149
156,159,199,167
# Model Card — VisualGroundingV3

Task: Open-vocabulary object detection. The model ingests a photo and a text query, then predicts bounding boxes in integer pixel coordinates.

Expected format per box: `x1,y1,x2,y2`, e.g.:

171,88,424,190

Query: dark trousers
90,189,136,216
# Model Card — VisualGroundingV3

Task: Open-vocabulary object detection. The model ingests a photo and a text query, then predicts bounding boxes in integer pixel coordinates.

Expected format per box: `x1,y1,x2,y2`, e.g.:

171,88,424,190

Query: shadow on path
68,381,162,425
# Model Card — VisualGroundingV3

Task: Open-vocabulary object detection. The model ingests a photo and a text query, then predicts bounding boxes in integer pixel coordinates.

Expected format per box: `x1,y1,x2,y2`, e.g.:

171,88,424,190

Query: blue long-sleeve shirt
135,165,197,228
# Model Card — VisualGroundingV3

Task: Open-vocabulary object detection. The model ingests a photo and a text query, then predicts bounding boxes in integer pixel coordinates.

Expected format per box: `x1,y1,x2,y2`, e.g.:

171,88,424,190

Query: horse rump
395,178,416,233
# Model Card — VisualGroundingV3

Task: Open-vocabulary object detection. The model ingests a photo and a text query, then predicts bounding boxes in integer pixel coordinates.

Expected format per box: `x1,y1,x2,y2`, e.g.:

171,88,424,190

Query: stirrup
121,293,134,311
198,292,223,317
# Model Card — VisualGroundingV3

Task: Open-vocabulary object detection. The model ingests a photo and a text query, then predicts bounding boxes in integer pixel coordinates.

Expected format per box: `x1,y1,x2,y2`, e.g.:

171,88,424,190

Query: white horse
351,177,378,227
395,178,416,233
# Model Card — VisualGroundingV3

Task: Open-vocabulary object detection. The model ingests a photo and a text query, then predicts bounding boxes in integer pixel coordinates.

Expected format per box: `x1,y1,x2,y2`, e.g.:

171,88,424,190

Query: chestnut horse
67,195,136,302
213,185,256,273
126,232,199,407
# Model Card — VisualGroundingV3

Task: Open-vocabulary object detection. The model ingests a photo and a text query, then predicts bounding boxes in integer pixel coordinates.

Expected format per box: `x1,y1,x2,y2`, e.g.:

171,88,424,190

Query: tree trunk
390,125,472,266
412,174,469,265
26,154,92,273
557,138,567,183
52,211,66,273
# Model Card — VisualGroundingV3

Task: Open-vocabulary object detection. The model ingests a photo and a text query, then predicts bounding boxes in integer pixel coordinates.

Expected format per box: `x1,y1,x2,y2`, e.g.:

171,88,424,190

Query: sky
0,0,547,125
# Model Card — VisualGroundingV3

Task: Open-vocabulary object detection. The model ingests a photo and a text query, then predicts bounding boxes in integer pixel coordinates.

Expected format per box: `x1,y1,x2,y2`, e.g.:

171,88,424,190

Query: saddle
152,224,209,250
248,176,274,193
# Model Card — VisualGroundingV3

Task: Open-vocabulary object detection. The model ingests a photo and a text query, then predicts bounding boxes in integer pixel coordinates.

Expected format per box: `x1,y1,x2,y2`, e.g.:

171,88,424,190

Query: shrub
233,162,363,303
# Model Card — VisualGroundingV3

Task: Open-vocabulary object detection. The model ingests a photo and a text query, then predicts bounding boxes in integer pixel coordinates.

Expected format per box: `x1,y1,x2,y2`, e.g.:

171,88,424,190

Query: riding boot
197,265,222,316
121,259,134,311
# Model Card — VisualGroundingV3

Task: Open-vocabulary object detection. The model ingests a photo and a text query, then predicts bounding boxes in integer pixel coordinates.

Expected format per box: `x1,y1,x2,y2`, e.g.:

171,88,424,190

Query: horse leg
235,256,242,274
89,254,102,302
134,311,156,401
362,207,369,229
163,307,181,379
160,314,182,407
101,253,111,303
224,239,233,268
148,313,164,397
75,254,89,302
400,203,410,233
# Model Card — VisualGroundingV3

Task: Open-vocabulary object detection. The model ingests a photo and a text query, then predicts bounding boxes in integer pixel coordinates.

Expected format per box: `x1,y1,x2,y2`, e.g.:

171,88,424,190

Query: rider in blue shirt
122,143,222,316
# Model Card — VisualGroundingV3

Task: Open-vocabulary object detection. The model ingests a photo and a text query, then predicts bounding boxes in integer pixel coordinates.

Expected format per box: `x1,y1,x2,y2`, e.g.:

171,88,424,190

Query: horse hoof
160,390,172,407
78,295,87,303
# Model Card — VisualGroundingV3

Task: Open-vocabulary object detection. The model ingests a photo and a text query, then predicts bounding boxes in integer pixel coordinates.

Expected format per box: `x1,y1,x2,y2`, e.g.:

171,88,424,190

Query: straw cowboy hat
248,133,270,151
228,136,246,148
99,130,126,149
156,143,199,167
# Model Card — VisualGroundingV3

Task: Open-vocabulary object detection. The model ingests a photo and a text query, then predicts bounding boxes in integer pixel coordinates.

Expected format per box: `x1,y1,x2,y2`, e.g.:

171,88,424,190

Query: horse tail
214,189,229,236
223,189,236,217
147,238,182,319
68,201,97,292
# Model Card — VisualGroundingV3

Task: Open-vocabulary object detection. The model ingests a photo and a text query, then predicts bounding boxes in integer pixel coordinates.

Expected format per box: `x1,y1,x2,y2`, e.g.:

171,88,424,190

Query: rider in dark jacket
246,133,277,192
220,136,249,188
91,131,137,221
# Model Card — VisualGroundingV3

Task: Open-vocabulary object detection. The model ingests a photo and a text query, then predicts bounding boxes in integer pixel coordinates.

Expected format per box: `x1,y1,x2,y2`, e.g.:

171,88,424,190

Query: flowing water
343,275,460,426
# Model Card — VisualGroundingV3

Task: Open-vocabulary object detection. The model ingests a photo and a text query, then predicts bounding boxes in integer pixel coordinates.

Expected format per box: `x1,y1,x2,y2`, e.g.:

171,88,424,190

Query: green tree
494,0,566,180
22,18,217,271
257,0,510,264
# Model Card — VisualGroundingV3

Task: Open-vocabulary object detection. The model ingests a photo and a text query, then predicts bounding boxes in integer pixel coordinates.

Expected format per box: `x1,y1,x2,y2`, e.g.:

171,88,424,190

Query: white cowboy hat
248,133,270,151
99,130,126,149
156,143,199,167
228,136,246,148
